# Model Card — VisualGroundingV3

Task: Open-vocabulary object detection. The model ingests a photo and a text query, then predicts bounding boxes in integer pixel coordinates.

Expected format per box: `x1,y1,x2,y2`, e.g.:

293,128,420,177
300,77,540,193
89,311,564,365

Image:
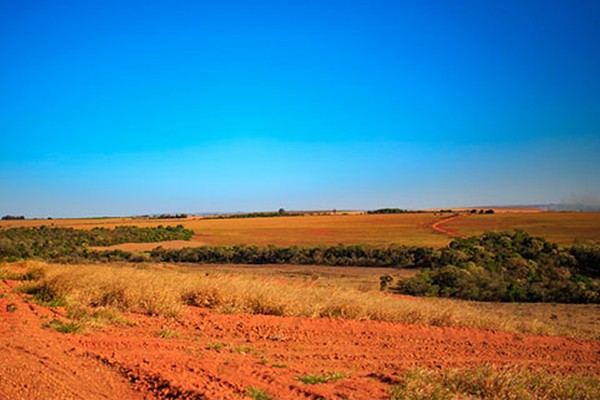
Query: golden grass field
2,210,600,248
0,261,561,336
0,213,453,247
445,212,600,245
4,260,599,339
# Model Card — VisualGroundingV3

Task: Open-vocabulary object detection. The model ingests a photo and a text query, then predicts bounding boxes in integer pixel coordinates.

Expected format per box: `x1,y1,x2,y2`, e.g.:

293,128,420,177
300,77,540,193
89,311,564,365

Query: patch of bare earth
0,280,139,400
1,278,599,399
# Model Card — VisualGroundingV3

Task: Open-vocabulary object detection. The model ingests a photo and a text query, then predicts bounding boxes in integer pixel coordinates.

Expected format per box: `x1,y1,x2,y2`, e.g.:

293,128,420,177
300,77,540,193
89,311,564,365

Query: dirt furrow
2,283,600,399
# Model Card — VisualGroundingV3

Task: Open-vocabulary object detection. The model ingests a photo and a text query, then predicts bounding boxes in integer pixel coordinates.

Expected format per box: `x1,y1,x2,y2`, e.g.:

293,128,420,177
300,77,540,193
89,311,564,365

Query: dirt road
431,213,468,238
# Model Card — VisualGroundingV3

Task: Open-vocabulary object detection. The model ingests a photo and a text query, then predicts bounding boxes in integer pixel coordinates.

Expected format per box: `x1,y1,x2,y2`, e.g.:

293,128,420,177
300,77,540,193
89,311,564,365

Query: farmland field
445,212,600,245
0,213,453,247
3,211,600,249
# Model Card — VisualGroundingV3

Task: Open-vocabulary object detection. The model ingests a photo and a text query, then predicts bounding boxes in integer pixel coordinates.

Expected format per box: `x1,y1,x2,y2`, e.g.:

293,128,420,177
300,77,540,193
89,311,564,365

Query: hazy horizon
2,1,599,218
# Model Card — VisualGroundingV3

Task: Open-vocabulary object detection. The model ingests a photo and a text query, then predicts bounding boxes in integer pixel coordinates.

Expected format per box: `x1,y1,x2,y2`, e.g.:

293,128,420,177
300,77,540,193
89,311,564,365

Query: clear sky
1,0,599,217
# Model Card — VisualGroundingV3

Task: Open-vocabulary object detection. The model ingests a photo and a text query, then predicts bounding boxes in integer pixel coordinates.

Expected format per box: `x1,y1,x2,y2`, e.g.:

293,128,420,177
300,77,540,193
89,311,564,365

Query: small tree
380,274,394,291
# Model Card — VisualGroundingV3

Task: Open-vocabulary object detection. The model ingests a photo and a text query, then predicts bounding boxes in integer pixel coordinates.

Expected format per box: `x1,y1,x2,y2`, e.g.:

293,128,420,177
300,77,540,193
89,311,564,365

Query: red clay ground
2,278,600,400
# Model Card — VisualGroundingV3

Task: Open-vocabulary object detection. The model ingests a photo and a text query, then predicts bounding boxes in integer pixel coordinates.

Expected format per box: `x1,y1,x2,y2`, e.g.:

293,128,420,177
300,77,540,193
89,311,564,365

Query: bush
569,242,600,278
0,225,193,262
397,231,600,303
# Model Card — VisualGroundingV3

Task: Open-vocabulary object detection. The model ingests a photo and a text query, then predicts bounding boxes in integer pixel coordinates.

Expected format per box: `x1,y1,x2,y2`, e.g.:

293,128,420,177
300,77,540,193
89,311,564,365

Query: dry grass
447,212,600,245
390,364,600,400
0,262,44,281
173,263,419,291
466,301,600,340
11,261,557,336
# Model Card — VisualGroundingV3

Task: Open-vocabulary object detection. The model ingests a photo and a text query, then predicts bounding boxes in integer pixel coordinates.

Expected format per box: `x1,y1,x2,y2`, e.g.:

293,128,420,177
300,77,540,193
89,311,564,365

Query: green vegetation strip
399,231,600,303
0,225,193,261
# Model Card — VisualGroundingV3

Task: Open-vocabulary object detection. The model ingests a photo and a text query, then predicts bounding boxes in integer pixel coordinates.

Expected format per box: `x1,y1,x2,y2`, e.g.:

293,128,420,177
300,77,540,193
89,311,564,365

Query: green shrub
296,371,348,384
20,282,66,307
42,319,83,334
398,231,600,303
0,225,193,262
245,387,273,400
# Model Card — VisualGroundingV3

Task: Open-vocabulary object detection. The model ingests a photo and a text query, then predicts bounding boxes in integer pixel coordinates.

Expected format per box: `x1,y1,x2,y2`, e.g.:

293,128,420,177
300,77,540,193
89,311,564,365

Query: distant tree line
367,208,424,214
147,213,188,219
206,209,302,219
0,225,193,261
1,215,25,220
469,209,495,214
148,244,437,268
0,227,436,267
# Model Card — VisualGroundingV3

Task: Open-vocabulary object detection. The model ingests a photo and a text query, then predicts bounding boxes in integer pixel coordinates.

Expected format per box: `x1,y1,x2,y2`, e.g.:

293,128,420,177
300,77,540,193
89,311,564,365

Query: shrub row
0,225,193,260
397,231,600,303
149,244,437,267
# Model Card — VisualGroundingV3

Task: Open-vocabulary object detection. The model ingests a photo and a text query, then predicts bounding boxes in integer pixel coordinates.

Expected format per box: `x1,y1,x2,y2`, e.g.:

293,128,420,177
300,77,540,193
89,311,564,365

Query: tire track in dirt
0,284,142,400
2,276,600,399
70,311,600,398
431,213,469,239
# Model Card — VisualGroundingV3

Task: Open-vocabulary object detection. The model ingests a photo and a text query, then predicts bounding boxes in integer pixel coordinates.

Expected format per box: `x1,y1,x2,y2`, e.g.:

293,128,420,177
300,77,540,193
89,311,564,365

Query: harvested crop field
1,213,454,247
2,262,600,399
445,212,600,245
6,210,600,250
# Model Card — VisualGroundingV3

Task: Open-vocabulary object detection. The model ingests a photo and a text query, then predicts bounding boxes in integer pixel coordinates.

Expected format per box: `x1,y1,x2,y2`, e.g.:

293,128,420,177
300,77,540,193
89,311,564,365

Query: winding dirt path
2,277,600,399
431,213,469,239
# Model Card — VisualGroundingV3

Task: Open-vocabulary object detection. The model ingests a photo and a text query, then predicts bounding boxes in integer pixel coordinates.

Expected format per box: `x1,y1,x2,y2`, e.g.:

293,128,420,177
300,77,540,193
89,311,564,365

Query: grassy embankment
3,261,589,337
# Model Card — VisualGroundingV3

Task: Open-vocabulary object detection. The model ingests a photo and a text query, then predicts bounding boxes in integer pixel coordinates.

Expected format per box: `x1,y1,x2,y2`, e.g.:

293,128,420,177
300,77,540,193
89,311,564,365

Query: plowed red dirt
2,279,599,400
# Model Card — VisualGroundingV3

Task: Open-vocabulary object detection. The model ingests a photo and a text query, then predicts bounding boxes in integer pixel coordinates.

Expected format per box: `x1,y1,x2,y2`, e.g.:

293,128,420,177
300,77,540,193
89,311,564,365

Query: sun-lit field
446,212,600,245
3,211,600,249
173,263,419,291
0,213,454,247
173,213,452,247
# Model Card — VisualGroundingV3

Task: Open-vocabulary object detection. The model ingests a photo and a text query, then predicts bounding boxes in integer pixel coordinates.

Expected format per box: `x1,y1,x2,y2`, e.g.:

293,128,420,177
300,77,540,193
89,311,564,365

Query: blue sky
1,0,599,217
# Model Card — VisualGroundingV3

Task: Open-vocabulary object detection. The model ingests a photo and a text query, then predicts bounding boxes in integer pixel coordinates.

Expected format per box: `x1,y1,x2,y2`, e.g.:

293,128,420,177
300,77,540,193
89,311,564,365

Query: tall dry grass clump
17,261,551,335
390,365,600,400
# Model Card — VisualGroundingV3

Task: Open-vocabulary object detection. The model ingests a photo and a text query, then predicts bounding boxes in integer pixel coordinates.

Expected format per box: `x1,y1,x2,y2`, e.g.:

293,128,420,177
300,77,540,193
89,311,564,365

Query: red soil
2,279,599,399
431,214,469,238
